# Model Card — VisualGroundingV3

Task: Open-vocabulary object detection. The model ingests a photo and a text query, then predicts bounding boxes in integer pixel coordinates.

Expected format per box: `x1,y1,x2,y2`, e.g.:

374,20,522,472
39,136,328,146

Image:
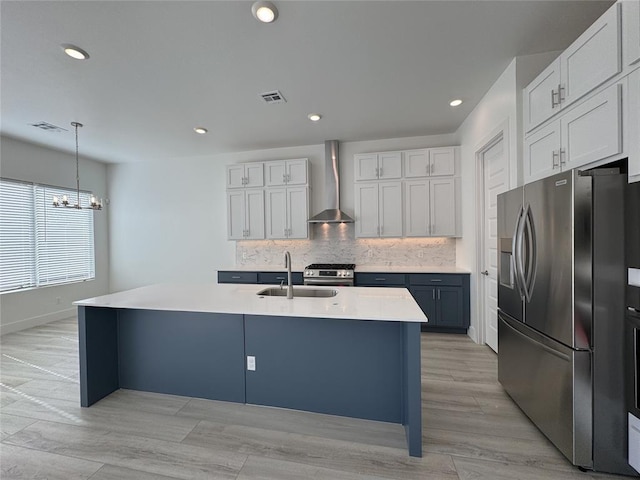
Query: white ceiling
1,1,614,164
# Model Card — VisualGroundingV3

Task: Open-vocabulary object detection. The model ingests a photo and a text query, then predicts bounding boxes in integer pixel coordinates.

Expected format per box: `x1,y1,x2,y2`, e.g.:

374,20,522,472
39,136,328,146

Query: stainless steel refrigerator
497,168,635,475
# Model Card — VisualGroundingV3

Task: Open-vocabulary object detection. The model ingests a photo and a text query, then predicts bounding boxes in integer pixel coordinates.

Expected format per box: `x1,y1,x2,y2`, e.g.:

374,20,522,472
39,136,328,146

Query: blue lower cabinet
257,272,303,285
409,274,470,333
218,270,303,285
217,271,258,283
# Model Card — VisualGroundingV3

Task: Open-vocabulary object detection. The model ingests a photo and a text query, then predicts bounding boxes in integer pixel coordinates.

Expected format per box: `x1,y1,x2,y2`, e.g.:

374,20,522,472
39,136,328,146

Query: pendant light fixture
52,122,103,210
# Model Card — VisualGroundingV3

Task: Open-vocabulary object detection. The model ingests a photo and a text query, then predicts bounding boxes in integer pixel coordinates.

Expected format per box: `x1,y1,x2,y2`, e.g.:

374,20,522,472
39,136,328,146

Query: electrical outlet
367,250,373,258
247,355,256,371
55,296,62,305
242,251,247,260
417,251,424,259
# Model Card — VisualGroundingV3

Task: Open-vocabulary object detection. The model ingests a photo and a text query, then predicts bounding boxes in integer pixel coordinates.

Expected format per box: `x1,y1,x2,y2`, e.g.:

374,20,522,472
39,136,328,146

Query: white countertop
74,283,427,323
219,265,470,274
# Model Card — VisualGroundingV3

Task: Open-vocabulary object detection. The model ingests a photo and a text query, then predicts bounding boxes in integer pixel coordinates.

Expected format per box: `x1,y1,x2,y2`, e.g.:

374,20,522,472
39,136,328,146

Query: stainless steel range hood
308,140,355,223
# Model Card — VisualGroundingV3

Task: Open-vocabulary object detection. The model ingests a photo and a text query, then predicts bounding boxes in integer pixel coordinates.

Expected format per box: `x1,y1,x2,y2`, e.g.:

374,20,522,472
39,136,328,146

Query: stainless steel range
303,263,355,286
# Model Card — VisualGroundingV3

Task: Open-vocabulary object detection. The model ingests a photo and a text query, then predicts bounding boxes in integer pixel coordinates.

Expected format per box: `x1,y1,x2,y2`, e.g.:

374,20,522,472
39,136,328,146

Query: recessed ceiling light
194,127,208,134
449,99,463,107
251,1,278,23
307,113,322,122
62,44,90,60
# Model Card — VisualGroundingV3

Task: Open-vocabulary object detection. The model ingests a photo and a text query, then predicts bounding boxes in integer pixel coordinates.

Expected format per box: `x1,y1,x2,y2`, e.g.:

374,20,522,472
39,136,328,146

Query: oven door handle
304,278,353,286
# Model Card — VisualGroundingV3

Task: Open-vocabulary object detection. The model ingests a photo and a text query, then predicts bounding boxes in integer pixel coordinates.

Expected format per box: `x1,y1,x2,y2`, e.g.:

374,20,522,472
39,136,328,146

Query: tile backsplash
235,224,455,267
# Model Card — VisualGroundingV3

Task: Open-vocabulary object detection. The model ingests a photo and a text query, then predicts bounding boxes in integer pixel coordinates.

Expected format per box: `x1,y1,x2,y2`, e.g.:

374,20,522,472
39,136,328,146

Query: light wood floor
0,318,634,479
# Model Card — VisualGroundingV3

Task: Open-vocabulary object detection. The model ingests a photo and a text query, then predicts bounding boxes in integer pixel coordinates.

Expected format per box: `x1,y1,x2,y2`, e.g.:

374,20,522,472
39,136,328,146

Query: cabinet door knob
551,88,559,108
552,150,559,168
481,270,489,276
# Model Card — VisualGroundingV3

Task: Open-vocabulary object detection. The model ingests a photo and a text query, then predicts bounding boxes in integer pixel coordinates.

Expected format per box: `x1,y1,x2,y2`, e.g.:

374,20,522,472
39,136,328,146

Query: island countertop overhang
74,283,428,323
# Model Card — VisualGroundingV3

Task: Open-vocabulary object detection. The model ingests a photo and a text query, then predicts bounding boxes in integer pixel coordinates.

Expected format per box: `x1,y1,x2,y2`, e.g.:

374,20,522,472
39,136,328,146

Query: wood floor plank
0,413,37,441
1,396,199,442
236,455,405,480
452,456,625,480
4,421,247,480
182,419,459,480
177,398,407,449
7,378,80,403
88,464,183,480
0,443,103,480
95,389,191,416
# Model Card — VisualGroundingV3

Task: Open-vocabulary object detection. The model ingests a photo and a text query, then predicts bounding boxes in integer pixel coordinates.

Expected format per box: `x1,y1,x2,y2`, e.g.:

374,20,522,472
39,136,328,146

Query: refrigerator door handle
523,205,538,302
515,205,528,300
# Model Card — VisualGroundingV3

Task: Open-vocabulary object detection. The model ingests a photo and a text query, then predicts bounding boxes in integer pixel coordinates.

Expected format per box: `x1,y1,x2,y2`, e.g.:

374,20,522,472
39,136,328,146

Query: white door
355,183,380,237
480,135,509,352
404,180,430,236
523,122,561,184
523,58,561,132
244,163,264,188
559,3,621,108
354,154,379,181
623,0,640,66
403,149,429,178
265,162,287,187
378,182,403,237
285,159,308,185
561,84,621,171
430,178,456,237
244,189,265,240
286,187,309,239
629,68,640,180
378,152,402,179
227,190,245,239
226,165,246,189
265,188,287,239
429,147,456,176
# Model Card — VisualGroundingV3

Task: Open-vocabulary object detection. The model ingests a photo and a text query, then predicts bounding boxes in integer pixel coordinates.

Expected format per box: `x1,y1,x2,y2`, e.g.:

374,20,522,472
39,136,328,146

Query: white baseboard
467,325,478,344
0,308,76,336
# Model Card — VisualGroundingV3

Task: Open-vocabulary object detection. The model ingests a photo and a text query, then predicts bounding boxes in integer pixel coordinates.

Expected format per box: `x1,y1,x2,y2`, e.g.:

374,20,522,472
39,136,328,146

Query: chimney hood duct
308,140,355,223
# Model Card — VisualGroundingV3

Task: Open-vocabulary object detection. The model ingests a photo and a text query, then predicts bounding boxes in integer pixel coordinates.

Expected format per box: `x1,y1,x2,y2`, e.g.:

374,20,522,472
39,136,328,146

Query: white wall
0,136,109,334
108,134,456,292
453,52,558,343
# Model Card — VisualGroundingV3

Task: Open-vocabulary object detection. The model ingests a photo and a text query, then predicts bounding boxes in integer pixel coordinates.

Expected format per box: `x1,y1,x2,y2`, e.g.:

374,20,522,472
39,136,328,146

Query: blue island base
78,306,422,457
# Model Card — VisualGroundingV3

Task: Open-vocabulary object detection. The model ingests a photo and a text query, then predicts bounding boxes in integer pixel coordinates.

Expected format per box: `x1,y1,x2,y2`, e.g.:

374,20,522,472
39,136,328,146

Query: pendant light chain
73,121,82,209
52,121,102,210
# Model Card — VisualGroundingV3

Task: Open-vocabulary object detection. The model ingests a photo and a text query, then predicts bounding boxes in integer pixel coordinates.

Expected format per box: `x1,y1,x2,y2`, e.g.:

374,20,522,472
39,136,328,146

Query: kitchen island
74,283,426,456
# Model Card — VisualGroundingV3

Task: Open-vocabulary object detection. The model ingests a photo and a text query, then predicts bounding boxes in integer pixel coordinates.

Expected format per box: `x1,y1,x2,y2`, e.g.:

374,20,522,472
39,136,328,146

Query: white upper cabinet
354,182,403,238
524,84,622,183
560,4,621,106
628,68,640,181
561,83,622,170
523,3,621,133
227,189,265,240
265,186,309,239
265,158,309,186
227,163,264,189
404,147,456,178
623,0,640,66
430,179,457,237
405,179,457,237
429,147,457,176
523,59,562,133
354,152,402,181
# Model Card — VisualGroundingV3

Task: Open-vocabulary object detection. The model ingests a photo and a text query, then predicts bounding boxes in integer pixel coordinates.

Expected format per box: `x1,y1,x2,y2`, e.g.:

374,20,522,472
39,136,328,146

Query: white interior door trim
474,119,510,347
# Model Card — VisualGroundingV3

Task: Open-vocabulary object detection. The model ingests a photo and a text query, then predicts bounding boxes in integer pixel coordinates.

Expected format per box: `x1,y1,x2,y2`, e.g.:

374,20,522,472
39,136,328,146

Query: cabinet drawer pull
276,276,285,280
438,289,441,300
232,276,241,279
375,278,386,281
430,279,442,282
432,289,435,300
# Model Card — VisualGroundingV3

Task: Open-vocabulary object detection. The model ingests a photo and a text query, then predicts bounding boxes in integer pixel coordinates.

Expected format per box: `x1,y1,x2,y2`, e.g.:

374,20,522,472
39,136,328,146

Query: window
0,178,95,293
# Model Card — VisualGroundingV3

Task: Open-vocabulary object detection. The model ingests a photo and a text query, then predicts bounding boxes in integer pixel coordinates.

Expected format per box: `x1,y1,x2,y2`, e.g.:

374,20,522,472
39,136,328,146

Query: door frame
474,119,510,348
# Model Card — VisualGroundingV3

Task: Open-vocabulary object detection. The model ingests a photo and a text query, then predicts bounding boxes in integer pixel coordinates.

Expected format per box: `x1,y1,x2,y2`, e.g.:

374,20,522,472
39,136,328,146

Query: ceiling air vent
30,121,67,133
260,90,286,104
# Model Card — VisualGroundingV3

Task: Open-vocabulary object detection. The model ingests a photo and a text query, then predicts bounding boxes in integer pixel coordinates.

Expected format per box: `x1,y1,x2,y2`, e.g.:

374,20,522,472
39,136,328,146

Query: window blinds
0,178,95,293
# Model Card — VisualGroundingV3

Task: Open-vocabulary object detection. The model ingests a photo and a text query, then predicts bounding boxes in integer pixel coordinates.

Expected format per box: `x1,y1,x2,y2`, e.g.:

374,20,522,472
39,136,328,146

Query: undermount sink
257,287,338,298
